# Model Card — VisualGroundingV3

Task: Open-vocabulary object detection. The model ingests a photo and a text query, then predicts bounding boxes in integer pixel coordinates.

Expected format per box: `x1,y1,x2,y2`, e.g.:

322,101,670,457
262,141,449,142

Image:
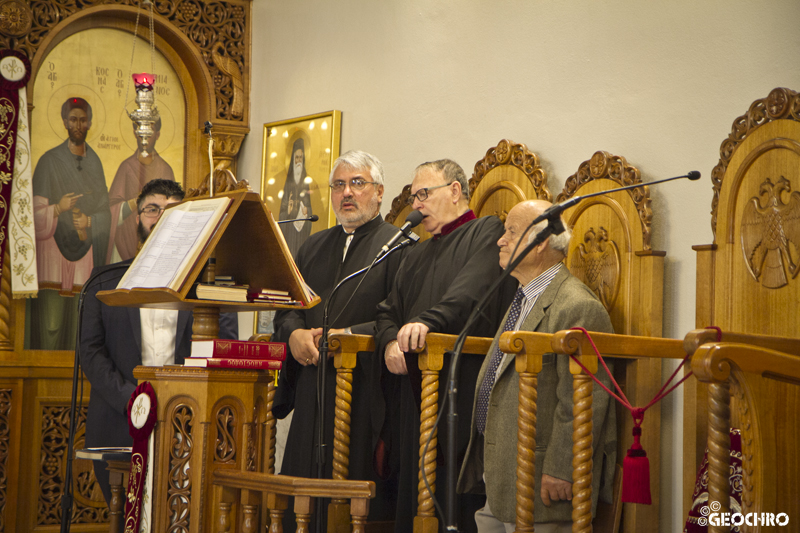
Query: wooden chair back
685,87,800,528
559,151,664,532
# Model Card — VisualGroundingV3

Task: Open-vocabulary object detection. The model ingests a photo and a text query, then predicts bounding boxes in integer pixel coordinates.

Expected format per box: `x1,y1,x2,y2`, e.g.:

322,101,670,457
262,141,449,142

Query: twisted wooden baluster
516,372,537,533
572,373,593,533
0,249,11,350
242,504,258,533
330,367,354,528
418,368,439,518
269,509,284,533
217,501,232,532
333,367,353,480
707,380,731,533
266,374,277,474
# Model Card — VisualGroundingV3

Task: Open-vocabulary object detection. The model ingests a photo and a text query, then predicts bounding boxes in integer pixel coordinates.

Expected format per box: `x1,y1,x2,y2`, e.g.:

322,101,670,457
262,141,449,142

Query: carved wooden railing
213,470,375,533
690,339,800,533
408,333,494,533
501,330,688,532
328,334,376,531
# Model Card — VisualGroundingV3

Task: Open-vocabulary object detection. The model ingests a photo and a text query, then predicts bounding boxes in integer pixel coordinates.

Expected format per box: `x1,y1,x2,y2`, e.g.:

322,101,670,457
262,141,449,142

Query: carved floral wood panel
0,389,10,532
215,405,235,463
167,404,193,533
38,404,107,526
0,0,249,122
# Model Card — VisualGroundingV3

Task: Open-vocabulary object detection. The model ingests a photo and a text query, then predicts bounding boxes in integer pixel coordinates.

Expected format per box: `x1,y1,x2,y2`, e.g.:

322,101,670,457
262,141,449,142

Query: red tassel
622,425,652,504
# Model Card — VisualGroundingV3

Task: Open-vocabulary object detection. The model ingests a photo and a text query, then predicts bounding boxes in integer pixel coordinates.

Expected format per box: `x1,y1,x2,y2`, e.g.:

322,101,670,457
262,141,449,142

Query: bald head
496,200,571,285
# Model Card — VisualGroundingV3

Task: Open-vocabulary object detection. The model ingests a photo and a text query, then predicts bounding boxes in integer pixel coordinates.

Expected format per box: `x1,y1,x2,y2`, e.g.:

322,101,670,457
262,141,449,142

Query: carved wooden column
566,338,598,533
329,334,374,533
500,329,544,533
415,345,442,533
0,250,13,350
706,380,731,533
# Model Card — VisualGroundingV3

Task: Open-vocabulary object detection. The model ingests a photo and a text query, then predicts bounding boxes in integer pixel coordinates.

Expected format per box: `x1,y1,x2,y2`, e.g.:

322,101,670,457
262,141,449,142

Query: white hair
526,216,572,254
330,150,385,185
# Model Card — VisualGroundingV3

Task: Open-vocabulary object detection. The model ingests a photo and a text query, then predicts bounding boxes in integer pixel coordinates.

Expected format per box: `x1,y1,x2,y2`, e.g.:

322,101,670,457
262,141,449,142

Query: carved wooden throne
684,87,800,531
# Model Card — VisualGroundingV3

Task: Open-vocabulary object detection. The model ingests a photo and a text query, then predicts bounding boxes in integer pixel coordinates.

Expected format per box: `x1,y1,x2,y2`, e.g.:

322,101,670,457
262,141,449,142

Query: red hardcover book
184,358,282,370
190,339,286,360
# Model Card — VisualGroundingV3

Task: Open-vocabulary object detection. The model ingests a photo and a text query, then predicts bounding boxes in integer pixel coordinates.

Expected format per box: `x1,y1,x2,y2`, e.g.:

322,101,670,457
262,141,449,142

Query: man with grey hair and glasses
458,200,616,533
375,159,516,533
273,150,409,528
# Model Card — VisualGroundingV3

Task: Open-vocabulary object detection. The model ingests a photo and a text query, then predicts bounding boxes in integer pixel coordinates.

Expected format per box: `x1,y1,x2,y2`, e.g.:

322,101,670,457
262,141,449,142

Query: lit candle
132,73,154,88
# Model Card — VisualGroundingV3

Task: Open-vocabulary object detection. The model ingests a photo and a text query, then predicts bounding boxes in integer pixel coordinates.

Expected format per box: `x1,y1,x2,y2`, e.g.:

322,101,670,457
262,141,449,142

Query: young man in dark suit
81,179,238,505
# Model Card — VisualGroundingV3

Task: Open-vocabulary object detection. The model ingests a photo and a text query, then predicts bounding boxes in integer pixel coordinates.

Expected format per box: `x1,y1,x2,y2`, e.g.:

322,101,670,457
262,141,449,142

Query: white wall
239,1,800,530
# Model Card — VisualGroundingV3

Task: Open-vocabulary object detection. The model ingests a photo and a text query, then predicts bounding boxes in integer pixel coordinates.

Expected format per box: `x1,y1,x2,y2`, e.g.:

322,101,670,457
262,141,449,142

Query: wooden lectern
96,189,318,532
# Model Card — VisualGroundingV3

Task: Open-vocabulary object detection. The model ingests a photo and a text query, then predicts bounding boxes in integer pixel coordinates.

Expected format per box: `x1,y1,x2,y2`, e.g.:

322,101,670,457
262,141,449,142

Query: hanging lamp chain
147,0,156,82
122,2,142,115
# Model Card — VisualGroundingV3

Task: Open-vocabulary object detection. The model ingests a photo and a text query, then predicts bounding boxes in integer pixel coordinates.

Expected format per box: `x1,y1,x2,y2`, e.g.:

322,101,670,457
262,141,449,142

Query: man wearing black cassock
376,159,516,533
272,150,410,527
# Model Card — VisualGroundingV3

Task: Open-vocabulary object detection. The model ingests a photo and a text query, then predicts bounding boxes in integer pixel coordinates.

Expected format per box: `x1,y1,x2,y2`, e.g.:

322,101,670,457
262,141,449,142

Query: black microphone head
405,210,424,227
687,171,701,181
308,214,319,222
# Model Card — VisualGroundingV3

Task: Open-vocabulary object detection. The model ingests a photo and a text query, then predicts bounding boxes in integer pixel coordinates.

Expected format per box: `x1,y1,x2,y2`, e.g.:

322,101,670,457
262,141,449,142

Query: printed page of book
117,196,232,291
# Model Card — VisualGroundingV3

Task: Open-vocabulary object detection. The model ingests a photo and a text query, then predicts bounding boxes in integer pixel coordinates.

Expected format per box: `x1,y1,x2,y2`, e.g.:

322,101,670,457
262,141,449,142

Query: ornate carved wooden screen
557,150,665,532
686,87,800,524
384,139,552,240
0,2,252,532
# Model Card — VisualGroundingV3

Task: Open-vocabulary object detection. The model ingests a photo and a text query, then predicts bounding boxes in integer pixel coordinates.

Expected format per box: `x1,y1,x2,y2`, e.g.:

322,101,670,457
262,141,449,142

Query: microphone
531,170,701,226
277,214,319,224
376,210,424,260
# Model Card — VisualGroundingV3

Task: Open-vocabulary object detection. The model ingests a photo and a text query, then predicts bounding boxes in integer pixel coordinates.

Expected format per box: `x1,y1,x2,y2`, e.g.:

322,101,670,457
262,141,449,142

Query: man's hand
288,328,322,366
72,210,89,231
396,322,429,352
57,192,83,213
384,340,408,375
540,474,572,507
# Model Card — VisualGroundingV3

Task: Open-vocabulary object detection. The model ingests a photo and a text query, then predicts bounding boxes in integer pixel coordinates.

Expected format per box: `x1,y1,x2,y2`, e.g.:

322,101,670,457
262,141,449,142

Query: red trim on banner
125,381,157,533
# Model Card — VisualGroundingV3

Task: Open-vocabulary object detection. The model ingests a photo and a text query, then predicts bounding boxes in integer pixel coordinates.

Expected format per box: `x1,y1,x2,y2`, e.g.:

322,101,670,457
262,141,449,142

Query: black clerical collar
342,213,382,236
433,210,476,240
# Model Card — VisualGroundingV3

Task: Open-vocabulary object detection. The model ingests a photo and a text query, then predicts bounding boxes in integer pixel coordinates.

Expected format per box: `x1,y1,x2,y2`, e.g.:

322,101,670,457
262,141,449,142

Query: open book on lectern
96,189,319,311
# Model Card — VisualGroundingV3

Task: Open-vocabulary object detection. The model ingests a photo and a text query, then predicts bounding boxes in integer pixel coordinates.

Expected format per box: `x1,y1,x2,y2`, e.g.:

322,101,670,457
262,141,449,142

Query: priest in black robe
375,159,516,533
272,150,409,528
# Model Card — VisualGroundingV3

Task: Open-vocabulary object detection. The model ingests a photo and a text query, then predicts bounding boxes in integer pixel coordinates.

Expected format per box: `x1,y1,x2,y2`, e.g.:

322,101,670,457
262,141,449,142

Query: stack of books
247,288,297,305
184,339,286,370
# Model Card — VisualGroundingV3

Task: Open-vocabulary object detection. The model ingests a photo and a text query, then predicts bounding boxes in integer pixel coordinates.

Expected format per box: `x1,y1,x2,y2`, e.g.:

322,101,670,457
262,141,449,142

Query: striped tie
475,288,525,434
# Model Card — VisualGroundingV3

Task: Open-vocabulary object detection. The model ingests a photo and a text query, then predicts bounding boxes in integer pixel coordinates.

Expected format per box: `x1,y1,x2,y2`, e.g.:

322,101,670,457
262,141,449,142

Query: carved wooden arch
470,138,551,205
11,1,250,188
557,150,653,250
710,87,800,241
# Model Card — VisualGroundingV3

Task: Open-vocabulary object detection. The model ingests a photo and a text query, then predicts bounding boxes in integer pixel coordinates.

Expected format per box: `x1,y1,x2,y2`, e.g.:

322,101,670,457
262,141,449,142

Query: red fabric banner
125,381,158,533
0,49,30,275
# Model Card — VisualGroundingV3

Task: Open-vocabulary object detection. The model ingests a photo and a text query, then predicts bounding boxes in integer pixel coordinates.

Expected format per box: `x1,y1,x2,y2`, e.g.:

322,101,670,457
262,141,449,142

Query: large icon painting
26,28,186,350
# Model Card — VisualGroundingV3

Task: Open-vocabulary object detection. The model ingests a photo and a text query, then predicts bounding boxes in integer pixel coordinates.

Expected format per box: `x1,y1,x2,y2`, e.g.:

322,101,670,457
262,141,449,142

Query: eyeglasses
139,205,166,218
406,183,450,205
330,178,378,192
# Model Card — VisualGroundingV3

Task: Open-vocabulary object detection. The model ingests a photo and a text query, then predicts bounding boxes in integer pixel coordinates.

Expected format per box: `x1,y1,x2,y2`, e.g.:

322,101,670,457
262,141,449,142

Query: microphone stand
435,171,700,531
61,263,132,533
313,238,412,533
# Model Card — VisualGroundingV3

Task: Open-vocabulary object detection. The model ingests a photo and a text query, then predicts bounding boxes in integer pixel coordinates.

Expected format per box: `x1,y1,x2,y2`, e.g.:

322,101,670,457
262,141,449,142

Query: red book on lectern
190,339,286,360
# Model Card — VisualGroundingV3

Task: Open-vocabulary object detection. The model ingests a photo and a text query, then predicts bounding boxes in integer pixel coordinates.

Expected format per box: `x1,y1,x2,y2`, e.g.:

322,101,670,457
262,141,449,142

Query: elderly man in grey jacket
458,200,616,533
